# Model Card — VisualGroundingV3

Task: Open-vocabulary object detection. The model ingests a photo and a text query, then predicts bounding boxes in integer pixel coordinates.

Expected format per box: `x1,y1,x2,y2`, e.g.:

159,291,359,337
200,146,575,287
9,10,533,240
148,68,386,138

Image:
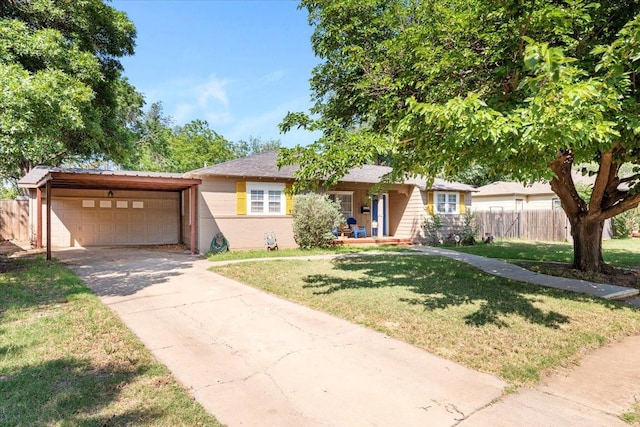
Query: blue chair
346,217,367,238
353,225,367,238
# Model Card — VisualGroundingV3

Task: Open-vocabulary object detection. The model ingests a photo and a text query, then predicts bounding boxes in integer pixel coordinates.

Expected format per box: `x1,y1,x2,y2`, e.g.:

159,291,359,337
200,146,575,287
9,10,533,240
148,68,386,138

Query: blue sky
111,0,320,147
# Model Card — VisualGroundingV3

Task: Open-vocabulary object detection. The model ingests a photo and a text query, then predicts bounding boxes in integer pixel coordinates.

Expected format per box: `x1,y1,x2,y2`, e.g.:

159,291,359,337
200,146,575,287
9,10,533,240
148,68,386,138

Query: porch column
46,180,51,261
190,185,197,254
377,194,384,238
36,187,42,249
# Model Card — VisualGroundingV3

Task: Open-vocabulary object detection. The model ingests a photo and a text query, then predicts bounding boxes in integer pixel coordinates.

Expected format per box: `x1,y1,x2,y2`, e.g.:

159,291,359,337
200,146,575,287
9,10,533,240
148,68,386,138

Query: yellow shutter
427,191,434,215
459,193,466,215
285,183,294,215
236,182,246,215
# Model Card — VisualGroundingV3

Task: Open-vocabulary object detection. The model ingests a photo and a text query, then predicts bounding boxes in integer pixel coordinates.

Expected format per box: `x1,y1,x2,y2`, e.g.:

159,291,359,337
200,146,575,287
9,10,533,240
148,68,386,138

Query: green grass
621,403,640,425
0,256,222,426
211,254,640,386
447,238,640,269
207,244,414,261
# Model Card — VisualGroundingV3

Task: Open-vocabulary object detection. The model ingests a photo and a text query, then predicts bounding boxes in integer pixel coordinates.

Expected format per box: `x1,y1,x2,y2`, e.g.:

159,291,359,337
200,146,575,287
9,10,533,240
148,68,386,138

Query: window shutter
427,191,434,215
459,193,466,215
236,182,246,215
285,183,294,215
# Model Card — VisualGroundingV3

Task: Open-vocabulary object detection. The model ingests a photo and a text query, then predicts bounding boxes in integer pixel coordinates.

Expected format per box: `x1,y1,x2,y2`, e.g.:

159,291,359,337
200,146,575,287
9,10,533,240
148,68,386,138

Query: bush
461,210,479,245
292,193,343,249
612,209,638,238
423,213,443,244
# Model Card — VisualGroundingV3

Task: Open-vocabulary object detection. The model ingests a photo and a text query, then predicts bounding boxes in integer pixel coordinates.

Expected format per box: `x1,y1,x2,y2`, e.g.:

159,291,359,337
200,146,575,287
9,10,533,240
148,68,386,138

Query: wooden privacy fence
475,209,569,242
0,199,29,241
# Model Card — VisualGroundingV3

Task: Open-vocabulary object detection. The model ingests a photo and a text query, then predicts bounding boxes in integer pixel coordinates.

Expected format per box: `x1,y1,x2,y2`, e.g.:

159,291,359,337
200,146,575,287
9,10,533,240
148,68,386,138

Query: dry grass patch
212,254,640,385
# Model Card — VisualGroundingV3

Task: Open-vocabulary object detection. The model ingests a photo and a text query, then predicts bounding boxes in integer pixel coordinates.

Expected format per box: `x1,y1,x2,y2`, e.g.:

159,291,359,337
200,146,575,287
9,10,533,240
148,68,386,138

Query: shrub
612,209,638,238
423,213,443,244
292,193,343,249
461,210,479,245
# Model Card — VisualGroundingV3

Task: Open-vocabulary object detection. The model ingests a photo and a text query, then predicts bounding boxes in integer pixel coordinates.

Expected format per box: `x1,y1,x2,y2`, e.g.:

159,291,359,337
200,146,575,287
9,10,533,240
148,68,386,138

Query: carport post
46,180,51,261
190,185,196,254
36,187,42,249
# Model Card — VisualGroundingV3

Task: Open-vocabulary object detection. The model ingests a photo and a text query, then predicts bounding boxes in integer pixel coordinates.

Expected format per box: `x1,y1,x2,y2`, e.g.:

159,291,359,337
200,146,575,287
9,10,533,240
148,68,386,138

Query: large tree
166,119,236,172
121,102,173,172
280,0,640,273
0,0,142,183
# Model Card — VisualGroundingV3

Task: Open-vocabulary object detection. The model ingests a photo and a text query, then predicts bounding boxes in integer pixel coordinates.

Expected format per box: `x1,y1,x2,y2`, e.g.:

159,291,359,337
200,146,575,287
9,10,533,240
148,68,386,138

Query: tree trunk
571,217,605,273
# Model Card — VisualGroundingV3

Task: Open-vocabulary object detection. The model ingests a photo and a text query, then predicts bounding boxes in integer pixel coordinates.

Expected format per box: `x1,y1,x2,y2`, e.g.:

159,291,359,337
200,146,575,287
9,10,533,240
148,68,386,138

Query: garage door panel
114,234,131,244
81,211,97,221
50,196,179,247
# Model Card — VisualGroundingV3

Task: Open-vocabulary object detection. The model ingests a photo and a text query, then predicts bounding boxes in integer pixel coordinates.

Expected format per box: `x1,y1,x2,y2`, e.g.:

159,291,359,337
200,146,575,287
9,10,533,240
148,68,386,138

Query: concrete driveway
55,247,632,426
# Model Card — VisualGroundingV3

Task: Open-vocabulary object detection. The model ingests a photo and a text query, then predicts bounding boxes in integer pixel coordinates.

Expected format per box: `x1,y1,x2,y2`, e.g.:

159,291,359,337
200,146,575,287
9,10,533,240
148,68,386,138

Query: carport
18,167,201,260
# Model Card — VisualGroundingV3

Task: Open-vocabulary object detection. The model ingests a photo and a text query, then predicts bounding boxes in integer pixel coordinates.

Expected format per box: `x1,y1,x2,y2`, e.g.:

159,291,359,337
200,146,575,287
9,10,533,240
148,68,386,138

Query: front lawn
211,254,640,386
0,256,221,426
207,244,414,261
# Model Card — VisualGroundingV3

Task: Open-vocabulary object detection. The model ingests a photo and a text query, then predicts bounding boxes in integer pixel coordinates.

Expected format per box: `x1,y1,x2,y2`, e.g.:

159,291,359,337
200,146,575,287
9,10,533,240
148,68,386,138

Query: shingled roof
474,171,597,197
187,150,475,192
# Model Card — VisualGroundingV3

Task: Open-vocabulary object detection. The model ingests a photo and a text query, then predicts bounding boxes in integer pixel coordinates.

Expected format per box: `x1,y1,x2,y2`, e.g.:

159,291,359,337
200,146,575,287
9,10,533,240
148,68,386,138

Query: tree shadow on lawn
0,255,92,318
302,255,626,328
0,357,162,426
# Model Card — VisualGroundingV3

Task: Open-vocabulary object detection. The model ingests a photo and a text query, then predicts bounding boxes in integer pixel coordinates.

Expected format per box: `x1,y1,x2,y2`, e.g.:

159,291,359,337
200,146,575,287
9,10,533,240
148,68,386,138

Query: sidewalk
415,245,639,300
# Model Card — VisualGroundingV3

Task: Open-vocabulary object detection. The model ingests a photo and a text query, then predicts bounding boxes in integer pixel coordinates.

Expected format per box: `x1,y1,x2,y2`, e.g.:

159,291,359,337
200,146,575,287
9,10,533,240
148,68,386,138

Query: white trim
435,191,459,215
247,182,286,215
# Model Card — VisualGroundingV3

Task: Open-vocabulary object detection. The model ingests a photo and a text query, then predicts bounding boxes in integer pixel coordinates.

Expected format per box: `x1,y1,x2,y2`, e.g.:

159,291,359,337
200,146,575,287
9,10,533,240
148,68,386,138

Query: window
247,182,285,215
552,197,561,209
328,191,353,219
435,192,459,214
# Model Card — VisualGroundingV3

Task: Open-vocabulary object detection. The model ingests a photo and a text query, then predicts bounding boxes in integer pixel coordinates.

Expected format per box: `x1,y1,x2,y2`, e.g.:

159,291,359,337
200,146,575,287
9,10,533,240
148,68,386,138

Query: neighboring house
472,172,594,212
17,151,475,254
472,174,612,241
472,181,562,212
185,151,475,252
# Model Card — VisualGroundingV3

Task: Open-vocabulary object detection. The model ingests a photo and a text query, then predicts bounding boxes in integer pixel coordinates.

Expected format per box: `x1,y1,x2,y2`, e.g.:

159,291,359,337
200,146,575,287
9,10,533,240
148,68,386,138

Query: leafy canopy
124,103,283,173
0,0,142,182
280,0,638,193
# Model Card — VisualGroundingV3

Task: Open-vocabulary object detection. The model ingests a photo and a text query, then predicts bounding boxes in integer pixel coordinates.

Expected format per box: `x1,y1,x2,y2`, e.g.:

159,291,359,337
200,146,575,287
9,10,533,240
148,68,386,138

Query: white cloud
223,97,319,146
259,70,286,85
140,73,233,127
138,73,317,147
197,74,230,109
173,103,196,124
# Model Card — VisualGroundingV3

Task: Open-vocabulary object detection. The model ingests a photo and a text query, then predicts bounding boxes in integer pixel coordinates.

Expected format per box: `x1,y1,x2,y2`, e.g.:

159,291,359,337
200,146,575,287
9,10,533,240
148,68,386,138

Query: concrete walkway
415,245,639,300
55,247,639,426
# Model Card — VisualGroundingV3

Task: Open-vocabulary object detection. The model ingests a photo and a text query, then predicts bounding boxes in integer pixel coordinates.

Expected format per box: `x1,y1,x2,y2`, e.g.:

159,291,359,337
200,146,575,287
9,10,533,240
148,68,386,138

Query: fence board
475,209,568,242
0,199,29,241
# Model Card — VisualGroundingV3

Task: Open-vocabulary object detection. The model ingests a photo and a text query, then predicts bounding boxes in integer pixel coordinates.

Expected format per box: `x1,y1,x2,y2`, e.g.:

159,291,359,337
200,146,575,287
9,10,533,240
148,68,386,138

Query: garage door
50,195,179,247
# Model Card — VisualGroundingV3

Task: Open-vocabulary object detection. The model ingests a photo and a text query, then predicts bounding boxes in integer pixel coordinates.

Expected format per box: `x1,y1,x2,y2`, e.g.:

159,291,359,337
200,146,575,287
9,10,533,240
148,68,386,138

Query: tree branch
619,173,640,185
589,150,613,214
598,192,640,221
548,150,586,221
